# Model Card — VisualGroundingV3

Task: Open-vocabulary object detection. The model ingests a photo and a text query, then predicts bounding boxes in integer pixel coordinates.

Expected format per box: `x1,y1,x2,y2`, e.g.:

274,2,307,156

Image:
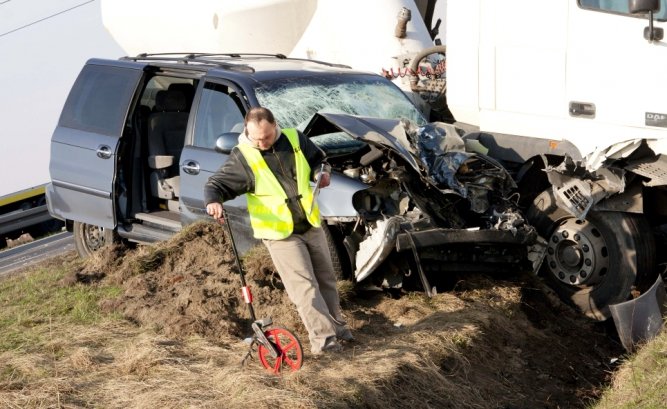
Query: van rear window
59,65,140,136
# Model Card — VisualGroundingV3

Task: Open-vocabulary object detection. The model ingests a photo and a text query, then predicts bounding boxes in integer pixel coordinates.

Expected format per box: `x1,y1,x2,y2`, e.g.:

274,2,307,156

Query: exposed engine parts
306,113,544,289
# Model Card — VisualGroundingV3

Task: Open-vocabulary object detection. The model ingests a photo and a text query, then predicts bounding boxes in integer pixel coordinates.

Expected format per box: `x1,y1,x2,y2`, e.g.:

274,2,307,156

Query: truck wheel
322,223,349,280
527,190,657,320
73,221,116,258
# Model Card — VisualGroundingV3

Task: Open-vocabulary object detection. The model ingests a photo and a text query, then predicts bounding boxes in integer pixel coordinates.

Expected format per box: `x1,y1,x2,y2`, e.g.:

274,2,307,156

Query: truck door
567,1,667,147
178,79,256,252
47,60,144,228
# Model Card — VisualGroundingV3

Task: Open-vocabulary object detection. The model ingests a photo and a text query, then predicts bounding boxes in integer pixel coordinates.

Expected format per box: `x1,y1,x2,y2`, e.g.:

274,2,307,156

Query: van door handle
182,160,200,175
96,145,112,159
569,101,596,118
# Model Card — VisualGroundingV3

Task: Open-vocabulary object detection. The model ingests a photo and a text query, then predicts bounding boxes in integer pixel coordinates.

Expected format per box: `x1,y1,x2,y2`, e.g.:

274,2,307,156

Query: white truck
97,0,666,321
444,0,667,321
0,0,123,248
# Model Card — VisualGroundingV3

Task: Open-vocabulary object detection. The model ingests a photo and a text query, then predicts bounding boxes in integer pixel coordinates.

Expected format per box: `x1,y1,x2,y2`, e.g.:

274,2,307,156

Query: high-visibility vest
236,128,321,239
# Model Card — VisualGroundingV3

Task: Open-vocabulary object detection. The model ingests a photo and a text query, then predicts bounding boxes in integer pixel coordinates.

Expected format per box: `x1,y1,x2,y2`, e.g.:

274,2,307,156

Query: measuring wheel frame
217,210,304,375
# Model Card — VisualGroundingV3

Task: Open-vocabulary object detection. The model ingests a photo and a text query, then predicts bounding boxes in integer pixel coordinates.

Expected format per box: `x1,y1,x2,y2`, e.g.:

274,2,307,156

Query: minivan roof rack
122,53,351,70
121,53,255,72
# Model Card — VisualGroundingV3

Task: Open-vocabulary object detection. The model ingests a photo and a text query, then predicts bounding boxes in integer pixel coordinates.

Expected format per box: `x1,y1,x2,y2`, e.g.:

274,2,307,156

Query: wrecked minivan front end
306,113,543,290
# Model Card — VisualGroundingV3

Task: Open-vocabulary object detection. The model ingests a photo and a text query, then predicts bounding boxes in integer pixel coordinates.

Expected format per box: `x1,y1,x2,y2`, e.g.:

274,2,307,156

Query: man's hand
317,171,331,188
206,202,224,221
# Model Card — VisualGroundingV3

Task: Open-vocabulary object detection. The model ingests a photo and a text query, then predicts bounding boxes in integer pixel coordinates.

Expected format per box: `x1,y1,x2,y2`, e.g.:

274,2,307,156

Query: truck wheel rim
545,218,609,286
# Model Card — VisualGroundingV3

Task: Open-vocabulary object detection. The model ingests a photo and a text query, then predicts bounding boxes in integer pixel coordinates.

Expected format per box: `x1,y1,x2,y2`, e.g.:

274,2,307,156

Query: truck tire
527,189,657,321
73,221,116,258
0,236,6,250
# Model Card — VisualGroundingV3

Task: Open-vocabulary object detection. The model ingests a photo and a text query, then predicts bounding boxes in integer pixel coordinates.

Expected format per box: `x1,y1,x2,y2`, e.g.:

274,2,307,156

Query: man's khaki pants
263,226,346,354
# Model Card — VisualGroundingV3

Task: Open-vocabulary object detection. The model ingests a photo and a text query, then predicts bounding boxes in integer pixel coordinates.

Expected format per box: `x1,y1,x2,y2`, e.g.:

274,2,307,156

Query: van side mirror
629,0,664,42
215,132,240,154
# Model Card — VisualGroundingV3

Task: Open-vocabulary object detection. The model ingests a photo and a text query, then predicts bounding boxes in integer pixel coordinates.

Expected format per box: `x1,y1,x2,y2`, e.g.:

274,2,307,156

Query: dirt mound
64,221,624,408
72,221,304,341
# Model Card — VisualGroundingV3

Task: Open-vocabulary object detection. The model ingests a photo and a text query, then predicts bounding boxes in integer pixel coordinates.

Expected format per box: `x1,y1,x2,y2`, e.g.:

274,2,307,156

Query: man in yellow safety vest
205,107,353,355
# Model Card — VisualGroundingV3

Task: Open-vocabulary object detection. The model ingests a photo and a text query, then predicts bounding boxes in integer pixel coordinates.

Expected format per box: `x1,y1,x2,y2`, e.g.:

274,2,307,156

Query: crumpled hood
303,112,516,214
304,112,423,172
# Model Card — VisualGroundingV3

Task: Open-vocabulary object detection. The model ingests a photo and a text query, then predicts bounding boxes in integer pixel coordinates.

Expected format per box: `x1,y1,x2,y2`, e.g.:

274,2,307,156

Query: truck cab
448,0,667,154
445,0,667,320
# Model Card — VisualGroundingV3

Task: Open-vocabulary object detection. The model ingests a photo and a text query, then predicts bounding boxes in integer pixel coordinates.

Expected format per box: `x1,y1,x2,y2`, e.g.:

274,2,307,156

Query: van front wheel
73,221,116,258
321,223,351,280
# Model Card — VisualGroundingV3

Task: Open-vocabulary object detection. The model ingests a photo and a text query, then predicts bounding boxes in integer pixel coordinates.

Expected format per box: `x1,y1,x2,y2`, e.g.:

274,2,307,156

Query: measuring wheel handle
257,327,304,374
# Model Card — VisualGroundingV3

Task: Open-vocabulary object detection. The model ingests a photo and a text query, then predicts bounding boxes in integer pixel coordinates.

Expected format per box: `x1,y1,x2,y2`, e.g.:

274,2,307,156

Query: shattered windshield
254,74,426,130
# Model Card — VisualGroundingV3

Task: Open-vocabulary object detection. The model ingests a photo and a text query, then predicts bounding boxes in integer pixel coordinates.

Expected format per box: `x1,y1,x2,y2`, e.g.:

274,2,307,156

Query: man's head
244,107,278,150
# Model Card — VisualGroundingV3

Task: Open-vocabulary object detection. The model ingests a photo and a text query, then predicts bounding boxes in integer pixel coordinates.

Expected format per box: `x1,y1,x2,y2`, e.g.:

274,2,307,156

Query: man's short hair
245,107,276,127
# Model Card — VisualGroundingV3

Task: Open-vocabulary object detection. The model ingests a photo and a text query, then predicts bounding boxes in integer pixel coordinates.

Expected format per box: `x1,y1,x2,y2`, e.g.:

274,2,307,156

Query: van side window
59,65,140,136
579,0,667,21
193,82,245,149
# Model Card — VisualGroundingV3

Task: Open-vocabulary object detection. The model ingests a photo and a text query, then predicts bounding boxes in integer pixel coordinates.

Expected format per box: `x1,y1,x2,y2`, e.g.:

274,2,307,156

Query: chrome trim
51,179,111,199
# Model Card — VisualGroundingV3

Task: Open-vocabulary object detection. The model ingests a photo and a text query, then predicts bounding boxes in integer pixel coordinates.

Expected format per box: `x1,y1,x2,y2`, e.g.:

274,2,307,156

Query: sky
0,0,124,196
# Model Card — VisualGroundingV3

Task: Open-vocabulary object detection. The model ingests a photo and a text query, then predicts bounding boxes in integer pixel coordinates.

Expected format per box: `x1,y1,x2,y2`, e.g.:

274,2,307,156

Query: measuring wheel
257,327,303,374
218,211,304,375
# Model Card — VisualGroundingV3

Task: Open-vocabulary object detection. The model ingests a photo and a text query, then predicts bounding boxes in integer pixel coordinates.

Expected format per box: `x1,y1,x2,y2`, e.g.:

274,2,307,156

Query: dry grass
0,296,488,408
0,279,487,406
593,327,667,409
0,222,629,408
6,233,34,249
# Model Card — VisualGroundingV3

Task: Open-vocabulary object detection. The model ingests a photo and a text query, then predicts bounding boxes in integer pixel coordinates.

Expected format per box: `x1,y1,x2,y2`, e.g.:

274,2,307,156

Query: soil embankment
62,221,624,408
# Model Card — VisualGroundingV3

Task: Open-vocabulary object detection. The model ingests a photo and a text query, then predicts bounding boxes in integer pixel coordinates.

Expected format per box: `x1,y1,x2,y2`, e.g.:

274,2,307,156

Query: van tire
73,221,116,258
527,189,657,321
322,223,348,280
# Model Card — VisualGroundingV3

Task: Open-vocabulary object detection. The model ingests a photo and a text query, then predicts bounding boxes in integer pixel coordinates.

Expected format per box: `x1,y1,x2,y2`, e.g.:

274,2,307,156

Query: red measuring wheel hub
258,327,303,374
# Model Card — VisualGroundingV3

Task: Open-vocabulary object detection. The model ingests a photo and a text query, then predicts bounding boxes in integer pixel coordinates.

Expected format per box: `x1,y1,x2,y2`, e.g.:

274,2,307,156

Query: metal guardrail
0,205,52,236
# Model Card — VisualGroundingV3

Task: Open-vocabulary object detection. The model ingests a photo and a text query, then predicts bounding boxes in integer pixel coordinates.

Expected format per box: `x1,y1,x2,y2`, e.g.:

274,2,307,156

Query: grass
3,233,34,250
0,263,122,353
2,240,667,408
0,259,485,408
592,329,667,409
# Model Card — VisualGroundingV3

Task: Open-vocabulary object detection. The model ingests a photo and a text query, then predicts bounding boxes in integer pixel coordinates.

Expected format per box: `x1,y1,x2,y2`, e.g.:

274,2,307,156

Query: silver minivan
47,53,537,289
47,54,427,274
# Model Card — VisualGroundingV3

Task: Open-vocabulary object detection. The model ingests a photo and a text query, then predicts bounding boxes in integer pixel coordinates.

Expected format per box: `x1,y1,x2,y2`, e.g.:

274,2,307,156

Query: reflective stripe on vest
236,128,321,240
